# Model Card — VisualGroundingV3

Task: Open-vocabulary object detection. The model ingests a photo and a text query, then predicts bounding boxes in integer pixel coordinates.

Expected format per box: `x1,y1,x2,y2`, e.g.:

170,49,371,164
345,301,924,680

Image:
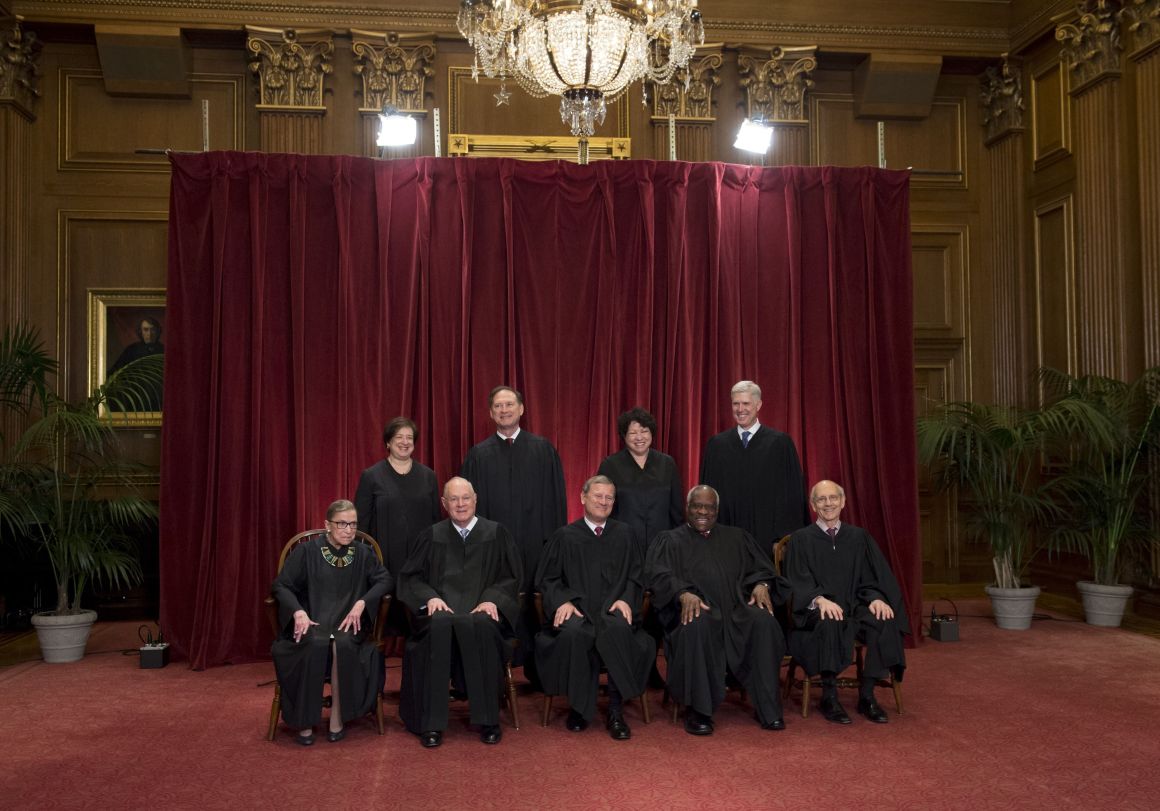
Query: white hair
731,380,762,400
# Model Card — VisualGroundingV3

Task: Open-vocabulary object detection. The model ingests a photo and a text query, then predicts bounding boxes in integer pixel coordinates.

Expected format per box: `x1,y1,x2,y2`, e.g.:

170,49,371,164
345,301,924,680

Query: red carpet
2,601,1159,809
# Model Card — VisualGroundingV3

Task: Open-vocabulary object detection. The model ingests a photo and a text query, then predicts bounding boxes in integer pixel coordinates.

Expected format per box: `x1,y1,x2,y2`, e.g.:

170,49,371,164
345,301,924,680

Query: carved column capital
738,46,818,124
1123,0,1160,55
351,30,435,114
0,17,42,119
1055,1,1124,92
651,49,723,122
246,27,334,111
980,55,1026,144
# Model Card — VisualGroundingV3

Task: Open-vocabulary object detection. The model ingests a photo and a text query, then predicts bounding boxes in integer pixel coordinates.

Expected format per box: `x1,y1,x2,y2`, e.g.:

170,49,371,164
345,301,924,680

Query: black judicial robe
784,523,909,680
646,523,789,722
699,425,809,549
597,448,683,551
460,431,567,590
534,519,653,722
270,535,392,729
397,517,522,733
354,459,440,577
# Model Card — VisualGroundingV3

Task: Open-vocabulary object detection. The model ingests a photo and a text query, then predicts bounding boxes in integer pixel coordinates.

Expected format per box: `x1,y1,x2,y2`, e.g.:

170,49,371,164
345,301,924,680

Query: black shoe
606,712,631,741
820,696,852,725
683,710,713,736
480,724,502,744
758,713,785,731
295,730,315,746
565,709,589,732
857,697,889,723
419,730,442,748
326,727,346,743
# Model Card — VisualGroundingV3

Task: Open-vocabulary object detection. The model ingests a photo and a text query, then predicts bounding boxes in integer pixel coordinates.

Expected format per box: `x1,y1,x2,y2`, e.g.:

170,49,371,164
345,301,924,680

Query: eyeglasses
328,520,358,530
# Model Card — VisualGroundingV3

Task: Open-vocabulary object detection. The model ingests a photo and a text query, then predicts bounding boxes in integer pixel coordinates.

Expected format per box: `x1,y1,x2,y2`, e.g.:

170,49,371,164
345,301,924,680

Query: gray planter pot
984,585,1041,630
30,609,98,663
1076,581,1133,627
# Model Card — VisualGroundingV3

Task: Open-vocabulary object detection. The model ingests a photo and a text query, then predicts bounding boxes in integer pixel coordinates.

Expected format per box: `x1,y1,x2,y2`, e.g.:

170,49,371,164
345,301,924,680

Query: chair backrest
275,529,382,574
772,534,792,575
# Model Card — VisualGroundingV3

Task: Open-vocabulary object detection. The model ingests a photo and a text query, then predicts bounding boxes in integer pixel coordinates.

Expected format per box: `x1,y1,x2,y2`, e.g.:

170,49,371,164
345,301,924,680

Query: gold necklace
321,542,356,568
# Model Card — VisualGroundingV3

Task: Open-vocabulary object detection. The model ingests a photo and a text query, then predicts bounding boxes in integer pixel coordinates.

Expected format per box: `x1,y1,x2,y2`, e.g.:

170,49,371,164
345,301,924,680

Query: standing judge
397,477,522,747
699,380,809,549
271,500,392,745
646,485,789,735
535,475,653,740
784,480,908,724
597,407,683,552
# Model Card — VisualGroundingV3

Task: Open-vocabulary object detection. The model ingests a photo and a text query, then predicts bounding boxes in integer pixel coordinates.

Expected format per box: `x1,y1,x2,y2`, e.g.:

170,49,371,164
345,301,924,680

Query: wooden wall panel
911,225,968,338
984,132,1027,405
59,70,245,171
1136,48,1160,369
809,94,878,166
885,97,967,189
1033,196,1076,377
1030,59,1070,168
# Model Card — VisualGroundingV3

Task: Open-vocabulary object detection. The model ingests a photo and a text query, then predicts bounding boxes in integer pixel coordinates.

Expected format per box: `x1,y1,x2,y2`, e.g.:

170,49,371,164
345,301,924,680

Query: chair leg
639,691,651,724
541,693,553,727
375,692,386,735
505,663,521,730
801,675,811,719
267,685,281,742
891,679,904,715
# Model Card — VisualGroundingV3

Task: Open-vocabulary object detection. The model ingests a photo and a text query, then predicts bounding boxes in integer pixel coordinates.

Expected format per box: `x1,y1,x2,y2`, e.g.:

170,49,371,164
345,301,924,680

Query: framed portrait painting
88,288,166,427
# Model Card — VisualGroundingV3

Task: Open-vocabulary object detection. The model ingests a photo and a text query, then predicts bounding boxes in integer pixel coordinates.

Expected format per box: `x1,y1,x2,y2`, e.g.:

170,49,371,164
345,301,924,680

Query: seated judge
397,477,522,748
646,485,789,735
270,499,392,745
784,480,909,724
535,475,653,740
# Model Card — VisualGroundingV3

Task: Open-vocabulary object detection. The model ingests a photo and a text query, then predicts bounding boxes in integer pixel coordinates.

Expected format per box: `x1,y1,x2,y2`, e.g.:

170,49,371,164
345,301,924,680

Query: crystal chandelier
457,0,705,137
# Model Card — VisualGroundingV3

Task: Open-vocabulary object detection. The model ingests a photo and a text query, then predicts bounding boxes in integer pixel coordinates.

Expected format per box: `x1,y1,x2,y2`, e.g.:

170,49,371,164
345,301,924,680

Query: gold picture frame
88,288,167,427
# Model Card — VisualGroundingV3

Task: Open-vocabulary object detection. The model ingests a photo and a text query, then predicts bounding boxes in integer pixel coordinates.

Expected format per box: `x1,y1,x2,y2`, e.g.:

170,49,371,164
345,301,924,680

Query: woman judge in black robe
271,500,392,745
597,407,683,553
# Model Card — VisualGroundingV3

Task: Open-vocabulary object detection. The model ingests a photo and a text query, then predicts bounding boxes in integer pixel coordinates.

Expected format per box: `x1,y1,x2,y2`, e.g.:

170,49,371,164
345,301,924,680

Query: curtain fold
162,153,919,668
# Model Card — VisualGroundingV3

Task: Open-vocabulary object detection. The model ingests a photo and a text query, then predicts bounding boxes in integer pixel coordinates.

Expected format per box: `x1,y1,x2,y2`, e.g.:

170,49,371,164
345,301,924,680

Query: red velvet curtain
161,153,920,668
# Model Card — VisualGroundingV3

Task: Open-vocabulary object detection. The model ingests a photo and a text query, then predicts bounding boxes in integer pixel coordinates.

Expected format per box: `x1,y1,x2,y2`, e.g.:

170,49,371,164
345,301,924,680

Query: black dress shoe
758,714,785,731
857,697,889,724
480,724,502,744
606,712,631,741
419,731,442,748
820,696,852,725
295,731,315,746
565,709,589,732
326,727,346,743
683,711,713,736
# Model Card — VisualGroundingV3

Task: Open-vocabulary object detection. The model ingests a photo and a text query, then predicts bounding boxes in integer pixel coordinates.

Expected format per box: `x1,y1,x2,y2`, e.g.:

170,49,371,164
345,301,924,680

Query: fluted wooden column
246,27,333,154
1126,1,1160,368
0,17,39,331
1057,2,1133,378
738,46,817,167
980,58,1028,404
650,49,722,161
352,30,434,158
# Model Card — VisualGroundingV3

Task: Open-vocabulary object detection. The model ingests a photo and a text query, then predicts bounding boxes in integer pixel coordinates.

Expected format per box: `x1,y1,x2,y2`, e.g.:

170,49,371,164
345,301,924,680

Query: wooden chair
264,529,391,741
773,534,903,718
533,592,651,726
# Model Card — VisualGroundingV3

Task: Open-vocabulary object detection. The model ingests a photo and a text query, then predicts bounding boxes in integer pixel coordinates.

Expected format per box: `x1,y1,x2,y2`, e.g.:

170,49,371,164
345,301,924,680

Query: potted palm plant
1040,367,1160,627
0,323,161,662
917,400,1057,629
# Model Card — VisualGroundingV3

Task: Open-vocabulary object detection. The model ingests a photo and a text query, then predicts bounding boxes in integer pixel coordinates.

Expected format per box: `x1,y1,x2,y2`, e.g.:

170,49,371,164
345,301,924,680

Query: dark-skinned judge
271,500,391,745
784,480,908,724
535,475,653,740
397,477,522,747
699,380,809,549
460,385,566,675
646,485,789,735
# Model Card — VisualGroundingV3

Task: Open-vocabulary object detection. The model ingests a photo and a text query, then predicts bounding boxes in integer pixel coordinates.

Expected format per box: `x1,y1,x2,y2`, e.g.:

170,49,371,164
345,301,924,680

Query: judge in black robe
785,480,909,724
271,501,392,743
646,485,789,734
534,477,653,736
597,407,683,553
699,381,808,549
397,477,522,746
354,417,440,637
460,386,566,670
